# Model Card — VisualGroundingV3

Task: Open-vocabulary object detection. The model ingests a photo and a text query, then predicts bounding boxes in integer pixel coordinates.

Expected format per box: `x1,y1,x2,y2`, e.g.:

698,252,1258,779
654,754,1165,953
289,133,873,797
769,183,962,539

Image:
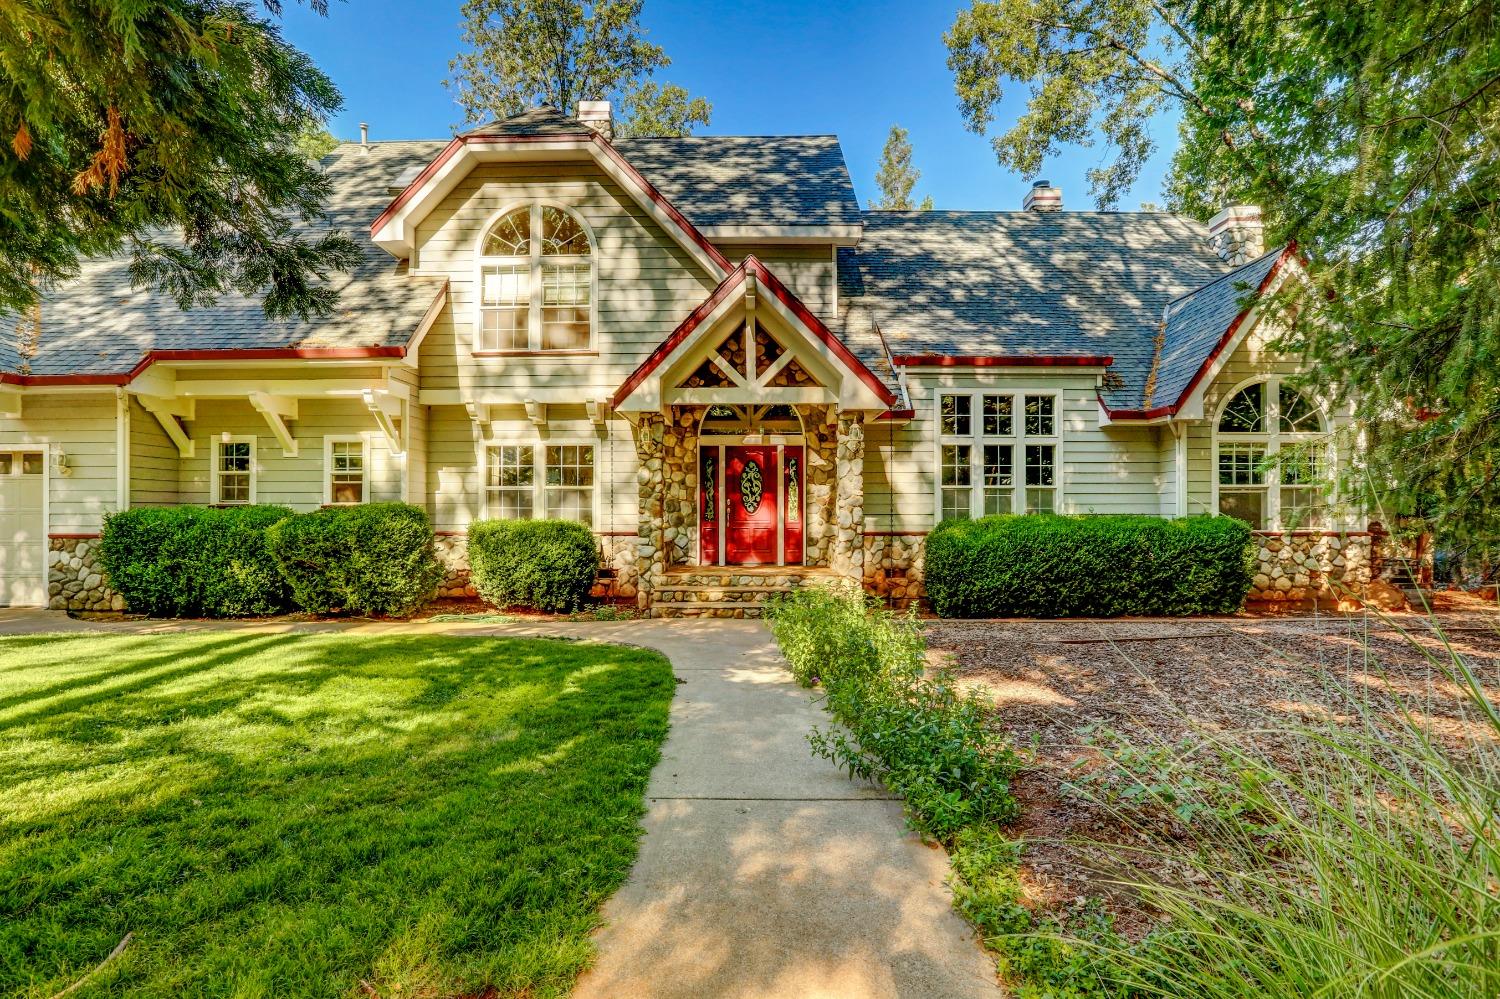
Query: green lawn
0,631,674,998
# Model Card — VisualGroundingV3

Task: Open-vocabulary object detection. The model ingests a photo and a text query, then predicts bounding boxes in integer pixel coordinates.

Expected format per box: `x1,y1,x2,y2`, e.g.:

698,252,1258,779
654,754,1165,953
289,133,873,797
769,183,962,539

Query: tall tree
871,125,935,210
946,1,1500,540
294,122,341,161
0,0,359,321
446,0,711,136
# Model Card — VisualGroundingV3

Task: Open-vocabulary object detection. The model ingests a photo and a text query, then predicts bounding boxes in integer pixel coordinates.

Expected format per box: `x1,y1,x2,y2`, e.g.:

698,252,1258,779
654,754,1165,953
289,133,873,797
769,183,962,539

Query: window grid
486,445,535,519
1214,377,1331,531
545,444,595,527
216,440,252,505
328,439,365,504
477,204,593,353
938,391,1059,521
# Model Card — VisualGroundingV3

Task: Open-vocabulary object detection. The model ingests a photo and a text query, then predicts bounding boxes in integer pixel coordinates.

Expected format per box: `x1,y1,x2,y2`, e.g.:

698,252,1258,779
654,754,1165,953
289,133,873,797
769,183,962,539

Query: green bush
267,503,442,616
767,585,1020,837
467,519,599,612
99,505,295,617
925,514,1255,618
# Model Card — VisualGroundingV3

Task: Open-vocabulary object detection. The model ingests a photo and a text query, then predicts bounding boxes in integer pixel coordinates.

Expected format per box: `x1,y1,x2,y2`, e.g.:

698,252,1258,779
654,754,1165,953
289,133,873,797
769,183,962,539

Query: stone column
661,407,701,570
633,413,666,610
831,414,866,580
801,405,837,567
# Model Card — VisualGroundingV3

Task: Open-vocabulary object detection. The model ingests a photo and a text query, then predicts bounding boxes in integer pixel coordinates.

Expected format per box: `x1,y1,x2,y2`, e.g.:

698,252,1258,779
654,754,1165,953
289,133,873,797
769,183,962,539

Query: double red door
700,445,803,566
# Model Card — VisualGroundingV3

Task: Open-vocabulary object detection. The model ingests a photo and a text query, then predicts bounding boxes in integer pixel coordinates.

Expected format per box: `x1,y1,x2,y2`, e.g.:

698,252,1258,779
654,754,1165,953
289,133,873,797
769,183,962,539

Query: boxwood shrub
925,514,1255,618
266,502,442,617
467,519,599,612
99,504,295,617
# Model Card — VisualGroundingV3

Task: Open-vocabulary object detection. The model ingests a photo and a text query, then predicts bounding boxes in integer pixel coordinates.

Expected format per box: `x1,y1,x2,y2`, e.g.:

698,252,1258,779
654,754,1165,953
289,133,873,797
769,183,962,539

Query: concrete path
0,611,1001,998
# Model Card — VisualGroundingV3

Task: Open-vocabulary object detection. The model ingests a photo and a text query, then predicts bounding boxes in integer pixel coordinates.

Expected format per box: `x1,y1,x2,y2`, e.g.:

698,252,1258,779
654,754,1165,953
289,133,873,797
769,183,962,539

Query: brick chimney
1207,205,1265,265
1023,180,1061,212
577,100,613,141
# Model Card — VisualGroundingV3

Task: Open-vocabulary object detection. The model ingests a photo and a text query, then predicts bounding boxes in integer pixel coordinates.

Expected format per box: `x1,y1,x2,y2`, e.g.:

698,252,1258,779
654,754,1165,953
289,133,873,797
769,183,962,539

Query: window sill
471,350,599,358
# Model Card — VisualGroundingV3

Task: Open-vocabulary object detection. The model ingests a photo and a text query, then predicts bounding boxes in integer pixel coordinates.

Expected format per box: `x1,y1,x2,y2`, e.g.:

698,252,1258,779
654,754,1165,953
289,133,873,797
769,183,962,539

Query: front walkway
0,611,1000,998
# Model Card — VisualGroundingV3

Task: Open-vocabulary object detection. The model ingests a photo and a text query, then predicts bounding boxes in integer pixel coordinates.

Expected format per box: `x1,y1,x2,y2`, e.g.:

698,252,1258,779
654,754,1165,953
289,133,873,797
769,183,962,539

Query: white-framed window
1214,377,1330,530
936,390,1060,521
213,436,255,505
476,204,594,353
323,436,368,505
483,443,596,526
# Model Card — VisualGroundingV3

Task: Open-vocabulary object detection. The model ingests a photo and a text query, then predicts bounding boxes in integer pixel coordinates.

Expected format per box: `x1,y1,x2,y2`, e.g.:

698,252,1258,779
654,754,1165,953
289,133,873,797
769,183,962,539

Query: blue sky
280,0,1176,212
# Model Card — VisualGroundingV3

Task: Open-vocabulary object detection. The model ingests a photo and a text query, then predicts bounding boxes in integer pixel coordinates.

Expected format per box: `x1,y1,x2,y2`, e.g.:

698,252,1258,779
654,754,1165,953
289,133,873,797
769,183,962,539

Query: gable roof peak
459,105,590,139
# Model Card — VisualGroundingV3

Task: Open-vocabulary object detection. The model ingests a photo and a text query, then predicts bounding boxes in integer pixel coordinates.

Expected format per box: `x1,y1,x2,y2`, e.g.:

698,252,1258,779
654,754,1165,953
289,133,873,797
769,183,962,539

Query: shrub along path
0,611,1001,999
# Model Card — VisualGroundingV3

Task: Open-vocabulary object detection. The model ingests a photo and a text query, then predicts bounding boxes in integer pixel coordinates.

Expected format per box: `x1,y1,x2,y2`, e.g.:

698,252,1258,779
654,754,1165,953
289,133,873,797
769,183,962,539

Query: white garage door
0,451,46,606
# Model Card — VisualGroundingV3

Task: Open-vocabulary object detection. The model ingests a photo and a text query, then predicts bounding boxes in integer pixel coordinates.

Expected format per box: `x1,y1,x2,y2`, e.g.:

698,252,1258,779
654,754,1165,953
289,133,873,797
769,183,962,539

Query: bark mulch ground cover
926,592,1500,938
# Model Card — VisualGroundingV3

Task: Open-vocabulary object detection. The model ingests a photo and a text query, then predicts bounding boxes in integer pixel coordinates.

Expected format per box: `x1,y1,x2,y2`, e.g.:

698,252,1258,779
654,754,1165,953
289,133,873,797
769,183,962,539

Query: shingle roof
1145,247,1285,410
612,134,861,228
461,106,593,138
1,140,446,378
836,211,1260,409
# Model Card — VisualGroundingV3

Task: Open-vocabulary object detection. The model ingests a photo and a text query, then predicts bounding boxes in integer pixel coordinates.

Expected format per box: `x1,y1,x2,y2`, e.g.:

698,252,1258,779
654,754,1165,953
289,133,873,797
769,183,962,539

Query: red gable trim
894,354,1114,368
0,346,408,387
1100,243,1297,421
370,132,732,274
611,255,899,410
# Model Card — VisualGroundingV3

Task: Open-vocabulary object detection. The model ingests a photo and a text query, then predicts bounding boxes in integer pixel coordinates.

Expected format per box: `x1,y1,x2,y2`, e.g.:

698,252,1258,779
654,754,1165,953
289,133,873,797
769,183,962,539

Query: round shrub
925,514,1255,618
467,519,599,612
99,504,295,617
267,502,442,617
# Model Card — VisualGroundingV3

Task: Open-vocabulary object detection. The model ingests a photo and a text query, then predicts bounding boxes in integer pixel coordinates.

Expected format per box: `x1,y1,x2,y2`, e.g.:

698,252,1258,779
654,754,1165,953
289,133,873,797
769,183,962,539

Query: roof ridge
1164,245,1286,309
615,133,840,140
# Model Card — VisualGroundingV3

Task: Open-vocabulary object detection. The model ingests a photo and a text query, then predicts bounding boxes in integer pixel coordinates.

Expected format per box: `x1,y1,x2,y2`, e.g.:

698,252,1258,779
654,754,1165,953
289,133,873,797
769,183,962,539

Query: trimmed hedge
925,514,1255,618
266,503,442,617
468,519,599,612
99,505,295,617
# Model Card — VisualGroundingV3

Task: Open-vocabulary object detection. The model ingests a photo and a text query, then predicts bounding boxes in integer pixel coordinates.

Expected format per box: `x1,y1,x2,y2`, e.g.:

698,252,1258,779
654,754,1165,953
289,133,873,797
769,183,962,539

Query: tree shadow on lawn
0,632,674,999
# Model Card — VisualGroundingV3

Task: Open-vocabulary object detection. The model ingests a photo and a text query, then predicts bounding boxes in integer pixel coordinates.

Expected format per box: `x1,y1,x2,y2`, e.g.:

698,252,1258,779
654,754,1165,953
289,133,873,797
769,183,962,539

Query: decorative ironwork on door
739,459,764,513
703,455,716,521
785,457,800,523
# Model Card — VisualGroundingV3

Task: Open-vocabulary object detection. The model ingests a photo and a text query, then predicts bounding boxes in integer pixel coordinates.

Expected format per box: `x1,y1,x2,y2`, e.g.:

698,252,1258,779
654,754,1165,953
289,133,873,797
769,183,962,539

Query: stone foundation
48,537,123,612
434,534,476,599
863,533,927,607
1249,531,1374,604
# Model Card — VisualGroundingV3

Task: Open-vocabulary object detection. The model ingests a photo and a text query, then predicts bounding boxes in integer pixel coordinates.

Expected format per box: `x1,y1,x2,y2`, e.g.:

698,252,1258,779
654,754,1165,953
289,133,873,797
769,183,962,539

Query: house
0,104,1376,615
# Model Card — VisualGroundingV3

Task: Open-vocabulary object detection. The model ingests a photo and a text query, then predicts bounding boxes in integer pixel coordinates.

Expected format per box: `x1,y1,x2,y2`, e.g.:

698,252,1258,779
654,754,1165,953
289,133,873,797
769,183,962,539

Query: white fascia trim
371,140,728,280
700,224,864,246
401,280,450,368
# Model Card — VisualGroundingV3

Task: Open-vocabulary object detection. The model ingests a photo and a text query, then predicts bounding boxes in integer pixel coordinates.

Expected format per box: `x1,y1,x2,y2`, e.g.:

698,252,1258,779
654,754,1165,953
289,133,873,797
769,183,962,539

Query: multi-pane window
476,205,593,353
545,445,595,527
940,444,971,520
215,439,253,505
938,391,1059,521
484,444,595,526
1215,378,1328,530
326,438,366,504
486,445,535,519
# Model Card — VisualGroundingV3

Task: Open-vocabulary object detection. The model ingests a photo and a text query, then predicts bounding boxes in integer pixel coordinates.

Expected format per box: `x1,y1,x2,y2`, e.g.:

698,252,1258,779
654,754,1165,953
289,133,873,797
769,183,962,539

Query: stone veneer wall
1248,531,1374,603
48,537,123,611
863,533,927,607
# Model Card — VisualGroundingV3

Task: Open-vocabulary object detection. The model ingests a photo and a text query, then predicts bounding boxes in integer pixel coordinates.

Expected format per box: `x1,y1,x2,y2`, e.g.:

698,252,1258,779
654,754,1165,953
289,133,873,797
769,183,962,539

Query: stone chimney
577,100,613,141
1023,180,1061,212
1207,204,1264,265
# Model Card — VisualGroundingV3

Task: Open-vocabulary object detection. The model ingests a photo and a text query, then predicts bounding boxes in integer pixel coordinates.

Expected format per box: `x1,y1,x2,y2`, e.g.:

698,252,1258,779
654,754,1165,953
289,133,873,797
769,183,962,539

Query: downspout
115,388,130,511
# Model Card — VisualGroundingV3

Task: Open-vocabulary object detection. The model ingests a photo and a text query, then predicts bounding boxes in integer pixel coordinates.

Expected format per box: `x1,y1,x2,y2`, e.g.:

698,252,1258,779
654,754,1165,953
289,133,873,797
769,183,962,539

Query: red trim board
894,354,1114,368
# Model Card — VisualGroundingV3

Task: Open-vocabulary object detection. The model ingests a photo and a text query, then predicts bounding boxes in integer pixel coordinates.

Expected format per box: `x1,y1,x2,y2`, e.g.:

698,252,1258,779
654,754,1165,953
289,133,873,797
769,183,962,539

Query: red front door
724,445,778,565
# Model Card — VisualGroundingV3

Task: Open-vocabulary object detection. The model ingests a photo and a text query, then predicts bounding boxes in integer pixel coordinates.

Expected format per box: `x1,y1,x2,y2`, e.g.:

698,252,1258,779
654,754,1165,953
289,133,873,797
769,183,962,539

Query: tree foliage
447,0,711,136
294,122,341,161
0,0,360,321
946,0,1500,540
871,125,935,210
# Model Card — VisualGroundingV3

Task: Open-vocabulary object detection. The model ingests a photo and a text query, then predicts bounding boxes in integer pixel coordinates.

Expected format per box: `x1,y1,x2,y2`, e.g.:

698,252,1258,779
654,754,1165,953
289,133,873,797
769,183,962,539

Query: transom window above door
477,205,594,353
938,391,1060,521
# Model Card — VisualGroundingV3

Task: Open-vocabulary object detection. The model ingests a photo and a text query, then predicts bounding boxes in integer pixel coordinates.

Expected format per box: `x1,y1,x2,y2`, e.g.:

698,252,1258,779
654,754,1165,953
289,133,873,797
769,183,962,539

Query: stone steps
651,567,841,619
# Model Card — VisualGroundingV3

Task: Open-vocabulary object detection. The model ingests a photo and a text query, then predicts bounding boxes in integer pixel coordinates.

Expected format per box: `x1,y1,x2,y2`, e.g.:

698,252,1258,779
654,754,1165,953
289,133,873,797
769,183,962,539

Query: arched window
476,205,593,352
1215,378,1329,529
